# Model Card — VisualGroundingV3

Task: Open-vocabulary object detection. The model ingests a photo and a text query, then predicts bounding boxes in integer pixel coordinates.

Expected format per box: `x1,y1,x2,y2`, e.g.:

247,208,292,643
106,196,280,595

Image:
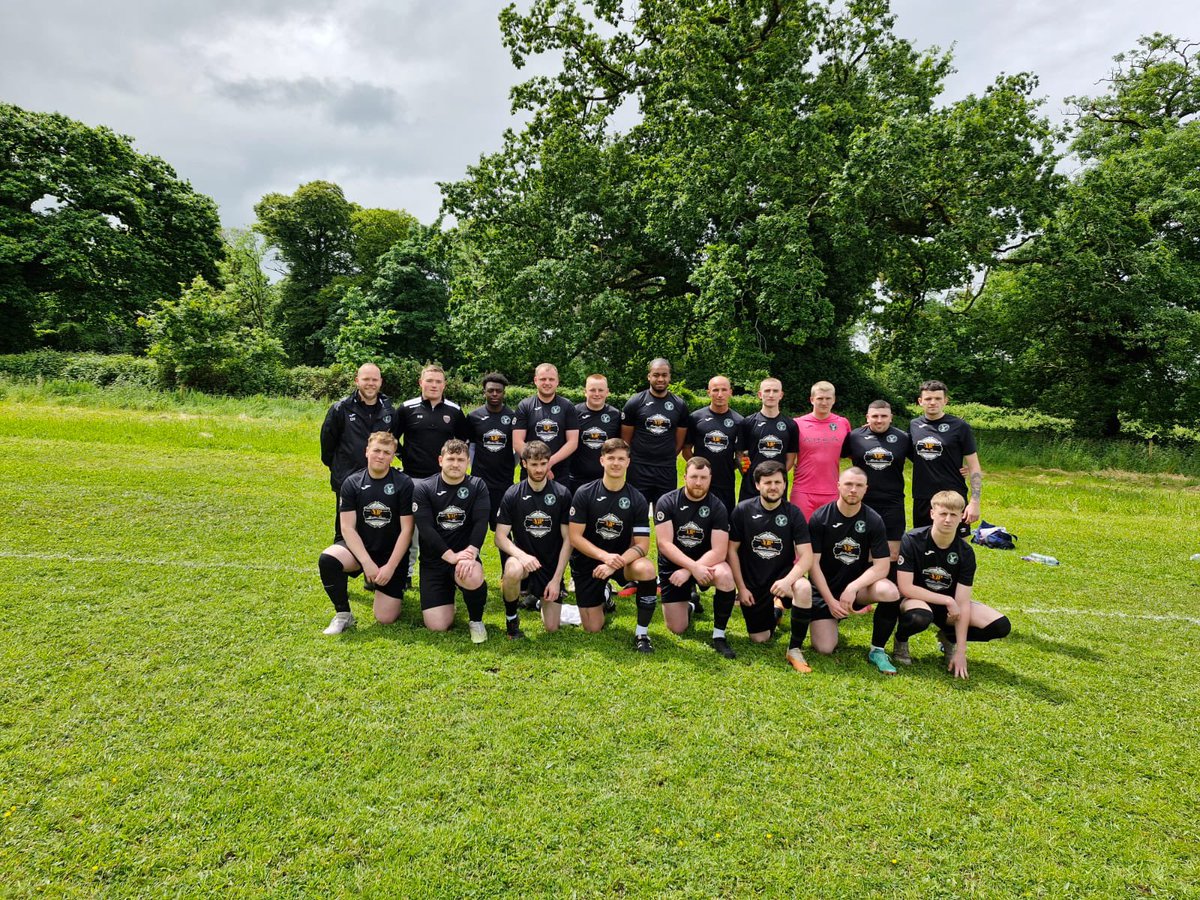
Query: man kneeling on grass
894,490,1011,678
319,431,414,635
494,440,573,637
654,457,738,658
802,467,901,674
727,460,814,671
568,438,657,651
412,439,492,642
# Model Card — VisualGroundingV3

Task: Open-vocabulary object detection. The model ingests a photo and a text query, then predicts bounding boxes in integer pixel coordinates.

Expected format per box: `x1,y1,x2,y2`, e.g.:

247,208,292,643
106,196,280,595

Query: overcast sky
3,1,1198,229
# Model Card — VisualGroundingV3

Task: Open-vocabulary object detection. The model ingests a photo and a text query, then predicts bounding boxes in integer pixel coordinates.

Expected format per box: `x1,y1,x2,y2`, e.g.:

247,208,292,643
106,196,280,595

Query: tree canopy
441,0,1059,394
0,102,222,352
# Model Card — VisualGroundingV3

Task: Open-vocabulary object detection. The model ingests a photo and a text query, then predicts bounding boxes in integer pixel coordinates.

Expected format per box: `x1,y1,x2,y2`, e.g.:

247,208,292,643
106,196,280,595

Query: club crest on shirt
833,536,861,564
775,514,788,526
886,434,898,443
384,483,396,495
596,513,624,540
601,413,612,423
443,415,452,424
544,494,556,507
704,430,730,453
724,418,734,427
483,428,507,451
921,566,952,591
758,434,783,457
536,419,560,440
618,497,631,510
384,415,392,424
939,423,950,433
947,552,959,565
751,531,783,559
501,415,512,425
665,401,675,411
645,413,671,435
677,521,705,549
437,506,466,530
698,506,710,518
915,436,943,460
363,501,391,528
854,519,867,533
864,447,893,470
776,421,787,432
551,405,561,414
524,509,553,538
829,422,839,431
656,510,665,521
581,426,608,449
457,486,470,499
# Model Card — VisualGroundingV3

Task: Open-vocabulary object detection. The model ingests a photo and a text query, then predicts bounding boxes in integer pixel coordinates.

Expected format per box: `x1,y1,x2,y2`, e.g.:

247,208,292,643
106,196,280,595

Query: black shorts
332,540,409,595
522,565,564,600
740,588,786,634
866,501,906,542
710,486,736,519
658,572,695,605
418,560,471,610
912,495,970,537
570,565,614,609
630,467,676,507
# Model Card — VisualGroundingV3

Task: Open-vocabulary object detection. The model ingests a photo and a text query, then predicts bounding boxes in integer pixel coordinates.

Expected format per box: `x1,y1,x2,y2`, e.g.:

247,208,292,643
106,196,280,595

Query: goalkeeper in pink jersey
790,381,852,518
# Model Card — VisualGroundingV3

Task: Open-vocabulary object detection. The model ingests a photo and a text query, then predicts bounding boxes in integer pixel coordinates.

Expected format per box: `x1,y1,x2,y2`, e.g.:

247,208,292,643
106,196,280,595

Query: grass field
2,393,1199,898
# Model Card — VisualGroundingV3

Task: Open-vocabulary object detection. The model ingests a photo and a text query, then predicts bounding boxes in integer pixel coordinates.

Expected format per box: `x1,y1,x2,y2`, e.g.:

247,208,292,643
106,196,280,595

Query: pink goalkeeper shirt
790,412,852,510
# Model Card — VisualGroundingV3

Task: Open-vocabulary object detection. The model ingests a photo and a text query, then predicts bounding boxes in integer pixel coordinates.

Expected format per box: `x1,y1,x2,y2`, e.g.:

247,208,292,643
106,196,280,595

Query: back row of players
317,360,1010,678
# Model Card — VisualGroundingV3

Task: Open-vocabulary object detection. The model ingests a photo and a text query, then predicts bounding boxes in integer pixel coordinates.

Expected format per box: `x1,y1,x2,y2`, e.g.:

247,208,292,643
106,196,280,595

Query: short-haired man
790,381,852,518
412,439,492,641
396,364,471,575
495,441,573,637
683,375,744,514
395,364,471,480
570,374,622,495
318,431,413,634
319,363,397,540
621,357,689,508
513,363,580,479
568,438,657,651
909,380,982,536
655,457,739,658
738,377,799,502
801,467,902,674
727,460,814,671
894,491,1011,678
467,372,518,530
842,400,912,562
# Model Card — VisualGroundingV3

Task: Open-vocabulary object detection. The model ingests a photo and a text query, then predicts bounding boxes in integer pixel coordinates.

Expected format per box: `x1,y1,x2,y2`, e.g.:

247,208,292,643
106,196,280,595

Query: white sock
713,628,726,639
635,624,649,637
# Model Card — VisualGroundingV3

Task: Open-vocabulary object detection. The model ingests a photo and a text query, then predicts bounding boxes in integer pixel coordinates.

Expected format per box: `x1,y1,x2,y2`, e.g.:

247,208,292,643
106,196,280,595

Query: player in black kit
802,467,901,675
621,357,689,507
738,377,799,502
568,438,657,650
894,491,1011,678
395,364,471,479
513,363,579,479
467,372,517,528
412,439,492,641
318,431,414,634
495,441,573,636
909,381,982,535
319,363,398,542
654,458,738,658
842,400,912,560
683,374,743,514
727,460,814,669
571,373,623,495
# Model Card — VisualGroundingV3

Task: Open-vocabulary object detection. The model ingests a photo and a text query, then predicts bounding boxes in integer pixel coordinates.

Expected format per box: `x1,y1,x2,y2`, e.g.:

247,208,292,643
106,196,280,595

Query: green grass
2,394,1200,898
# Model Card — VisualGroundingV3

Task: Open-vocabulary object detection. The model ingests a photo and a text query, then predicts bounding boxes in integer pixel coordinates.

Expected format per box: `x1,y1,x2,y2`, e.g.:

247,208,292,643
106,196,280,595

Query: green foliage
0,102,222,353
217,229,276,330
140,276,287,395
443,0,1057,394
351,207,419,284
877,34,1200,438
366,226,453,363
322,286,402,368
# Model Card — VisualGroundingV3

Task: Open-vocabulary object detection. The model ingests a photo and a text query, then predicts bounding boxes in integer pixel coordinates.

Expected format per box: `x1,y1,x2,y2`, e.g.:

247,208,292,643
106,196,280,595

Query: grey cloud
210,75,405,128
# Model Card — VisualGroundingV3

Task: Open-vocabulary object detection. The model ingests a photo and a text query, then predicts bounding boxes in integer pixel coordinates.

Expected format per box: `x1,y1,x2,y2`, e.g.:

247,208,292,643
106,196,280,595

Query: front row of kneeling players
320,432,1010,679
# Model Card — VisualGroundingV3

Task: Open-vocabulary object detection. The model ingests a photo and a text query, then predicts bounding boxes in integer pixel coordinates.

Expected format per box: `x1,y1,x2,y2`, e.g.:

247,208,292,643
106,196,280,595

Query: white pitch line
0,550,308,575
1014,606,1200,627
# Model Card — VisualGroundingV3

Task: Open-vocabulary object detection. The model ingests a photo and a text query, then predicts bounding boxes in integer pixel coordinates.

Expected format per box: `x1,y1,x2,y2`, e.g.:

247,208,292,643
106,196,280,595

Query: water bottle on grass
1022,553,1060,566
